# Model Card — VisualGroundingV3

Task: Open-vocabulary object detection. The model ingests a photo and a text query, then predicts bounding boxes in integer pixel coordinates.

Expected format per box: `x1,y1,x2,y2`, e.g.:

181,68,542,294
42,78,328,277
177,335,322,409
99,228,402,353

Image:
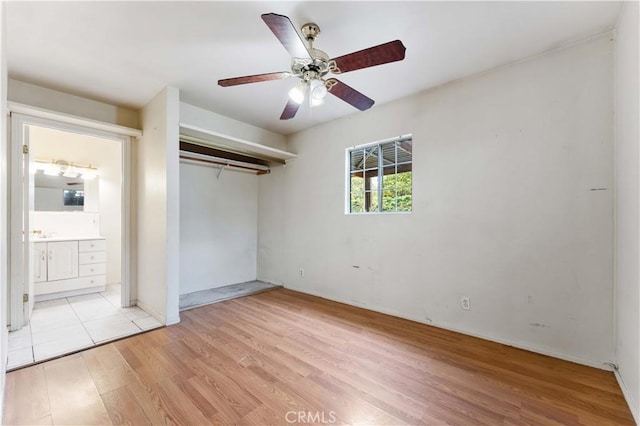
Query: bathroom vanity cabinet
34,237,107,301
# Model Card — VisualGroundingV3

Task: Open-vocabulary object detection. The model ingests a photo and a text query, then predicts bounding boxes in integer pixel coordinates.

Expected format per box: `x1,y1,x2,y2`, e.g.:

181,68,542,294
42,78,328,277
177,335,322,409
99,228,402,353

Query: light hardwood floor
3,288,634,425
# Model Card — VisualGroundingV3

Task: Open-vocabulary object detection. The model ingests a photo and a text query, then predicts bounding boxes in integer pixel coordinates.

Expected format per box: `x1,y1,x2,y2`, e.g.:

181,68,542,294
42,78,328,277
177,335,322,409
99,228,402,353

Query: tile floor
7,284,163,370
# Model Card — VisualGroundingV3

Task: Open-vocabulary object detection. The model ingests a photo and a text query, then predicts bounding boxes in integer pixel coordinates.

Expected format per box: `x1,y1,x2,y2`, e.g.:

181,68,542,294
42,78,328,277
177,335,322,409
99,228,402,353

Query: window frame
345,134,413,215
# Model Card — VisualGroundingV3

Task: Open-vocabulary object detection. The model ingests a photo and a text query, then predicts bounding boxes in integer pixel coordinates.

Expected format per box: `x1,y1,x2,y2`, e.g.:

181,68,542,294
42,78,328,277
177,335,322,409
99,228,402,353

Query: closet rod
179,154,270,175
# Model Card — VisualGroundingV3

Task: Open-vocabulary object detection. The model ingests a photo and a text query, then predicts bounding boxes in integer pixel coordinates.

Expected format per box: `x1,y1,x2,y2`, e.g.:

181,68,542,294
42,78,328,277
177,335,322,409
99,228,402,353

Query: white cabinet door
47,241,79,281
34,242,48,283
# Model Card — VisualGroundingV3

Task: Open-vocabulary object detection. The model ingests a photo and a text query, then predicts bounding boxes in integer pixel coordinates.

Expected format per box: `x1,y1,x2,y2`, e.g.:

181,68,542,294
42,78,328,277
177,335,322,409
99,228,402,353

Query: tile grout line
99,285,145,333
101,284,150,332
65,295,98,346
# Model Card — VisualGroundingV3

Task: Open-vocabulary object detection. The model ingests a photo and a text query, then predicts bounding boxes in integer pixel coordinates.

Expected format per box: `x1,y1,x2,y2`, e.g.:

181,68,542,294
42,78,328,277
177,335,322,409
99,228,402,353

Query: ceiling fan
218,13,406,120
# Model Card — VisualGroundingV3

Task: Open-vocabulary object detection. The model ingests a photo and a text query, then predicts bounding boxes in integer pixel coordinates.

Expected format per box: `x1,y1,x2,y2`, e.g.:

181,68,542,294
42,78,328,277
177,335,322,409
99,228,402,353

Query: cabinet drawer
79,239,106,252
79,251,106,265
35,275,106,295
79,263,106,277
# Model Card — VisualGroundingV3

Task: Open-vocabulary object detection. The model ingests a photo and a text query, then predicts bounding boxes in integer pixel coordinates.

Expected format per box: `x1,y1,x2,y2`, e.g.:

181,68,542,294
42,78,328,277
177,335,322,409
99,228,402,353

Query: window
347,135,412,213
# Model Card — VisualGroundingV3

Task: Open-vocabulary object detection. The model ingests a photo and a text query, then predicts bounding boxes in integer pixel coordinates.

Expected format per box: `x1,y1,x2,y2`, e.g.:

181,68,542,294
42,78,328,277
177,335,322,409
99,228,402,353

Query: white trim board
8,102,142,138
8,113,134,329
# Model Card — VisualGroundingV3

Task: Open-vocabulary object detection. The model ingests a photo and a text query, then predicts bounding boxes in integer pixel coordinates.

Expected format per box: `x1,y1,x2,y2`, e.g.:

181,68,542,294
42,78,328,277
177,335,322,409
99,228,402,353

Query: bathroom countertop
33,236,105,243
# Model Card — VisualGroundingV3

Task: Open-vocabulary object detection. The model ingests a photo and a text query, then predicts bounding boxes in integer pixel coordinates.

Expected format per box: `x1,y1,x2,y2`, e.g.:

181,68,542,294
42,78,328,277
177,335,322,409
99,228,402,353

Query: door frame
9,112,134,330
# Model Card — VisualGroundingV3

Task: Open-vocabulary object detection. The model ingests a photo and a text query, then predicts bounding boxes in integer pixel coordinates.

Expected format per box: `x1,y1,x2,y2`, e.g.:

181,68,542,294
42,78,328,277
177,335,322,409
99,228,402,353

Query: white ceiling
6,1,621,135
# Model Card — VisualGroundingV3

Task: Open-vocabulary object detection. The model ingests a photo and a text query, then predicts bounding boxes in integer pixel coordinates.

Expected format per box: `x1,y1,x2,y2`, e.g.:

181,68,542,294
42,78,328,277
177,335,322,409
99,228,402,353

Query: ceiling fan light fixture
288,81,307,104
310,79,328,102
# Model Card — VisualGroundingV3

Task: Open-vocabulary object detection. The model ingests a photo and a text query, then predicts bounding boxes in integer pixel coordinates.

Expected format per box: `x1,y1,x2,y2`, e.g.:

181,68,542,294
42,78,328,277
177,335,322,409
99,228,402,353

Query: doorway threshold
179,280,281,311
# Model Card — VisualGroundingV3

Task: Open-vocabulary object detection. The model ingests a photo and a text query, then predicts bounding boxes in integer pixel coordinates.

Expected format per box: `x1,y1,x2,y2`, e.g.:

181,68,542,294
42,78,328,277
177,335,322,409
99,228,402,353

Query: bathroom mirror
34,172,99,212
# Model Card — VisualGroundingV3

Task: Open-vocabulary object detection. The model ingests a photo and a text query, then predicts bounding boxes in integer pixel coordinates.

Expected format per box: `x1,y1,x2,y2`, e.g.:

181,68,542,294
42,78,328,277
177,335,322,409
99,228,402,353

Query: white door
9,116,34,329
34,242,47,283
47,241,79,281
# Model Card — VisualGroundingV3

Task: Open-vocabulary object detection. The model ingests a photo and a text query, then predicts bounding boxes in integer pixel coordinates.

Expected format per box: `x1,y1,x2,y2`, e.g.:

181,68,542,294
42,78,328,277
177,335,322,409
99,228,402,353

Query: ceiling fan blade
280,99,301,120
261,13,311,59
326,79,374,111
330,40,406,74
218,71,292,87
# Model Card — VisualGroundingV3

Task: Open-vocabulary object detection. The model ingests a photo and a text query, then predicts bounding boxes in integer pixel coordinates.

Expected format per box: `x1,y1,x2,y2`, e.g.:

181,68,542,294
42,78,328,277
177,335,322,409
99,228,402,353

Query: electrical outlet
460,296,470,310
299,268,304,277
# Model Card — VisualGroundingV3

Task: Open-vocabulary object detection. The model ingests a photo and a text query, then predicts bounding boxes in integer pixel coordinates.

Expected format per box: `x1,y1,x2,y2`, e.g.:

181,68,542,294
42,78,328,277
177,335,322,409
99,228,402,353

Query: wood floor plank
123,379,178,425
50,401,112,426
101,386,152,426
154,375,215,425
2,364,51,425
3,288,635,425
82,344,140,395
42,354,111,425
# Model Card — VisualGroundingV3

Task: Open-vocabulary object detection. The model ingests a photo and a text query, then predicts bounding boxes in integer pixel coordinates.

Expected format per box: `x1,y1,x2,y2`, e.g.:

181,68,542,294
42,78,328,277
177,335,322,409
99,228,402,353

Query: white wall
30,126,122,284
32,212,100,237
180,162,258,294
258,34,615,368
180,102,286,151
0,1,8,418
136,86,180,324
8,79,139,129
614,1,640,422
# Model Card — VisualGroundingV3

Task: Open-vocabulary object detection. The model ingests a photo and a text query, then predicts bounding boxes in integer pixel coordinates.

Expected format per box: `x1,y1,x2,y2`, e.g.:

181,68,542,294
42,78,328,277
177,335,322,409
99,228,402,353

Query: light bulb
43,164,60,176
310,80,328,101
288,81,307,104
310,80,328,108
63,166,80,178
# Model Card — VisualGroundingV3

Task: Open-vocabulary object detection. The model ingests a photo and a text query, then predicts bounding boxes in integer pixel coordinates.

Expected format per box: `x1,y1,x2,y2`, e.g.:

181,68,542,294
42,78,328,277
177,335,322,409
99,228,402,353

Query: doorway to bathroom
7,113,160,369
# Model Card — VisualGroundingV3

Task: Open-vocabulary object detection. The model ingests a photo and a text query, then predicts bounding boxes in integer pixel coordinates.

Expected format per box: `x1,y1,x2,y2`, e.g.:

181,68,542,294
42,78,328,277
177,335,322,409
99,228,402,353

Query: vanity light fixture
34,159,99,180
42,163,61,176
62,166,80,178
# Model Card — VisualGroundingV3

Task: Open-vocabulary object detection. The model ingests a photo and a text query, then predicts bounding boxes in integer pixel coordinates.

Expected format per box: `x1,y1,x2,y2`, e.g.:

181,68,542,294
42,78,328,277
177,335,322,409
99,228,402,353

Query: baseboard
34,285,106,302
614,369,640,424
283,284,613,371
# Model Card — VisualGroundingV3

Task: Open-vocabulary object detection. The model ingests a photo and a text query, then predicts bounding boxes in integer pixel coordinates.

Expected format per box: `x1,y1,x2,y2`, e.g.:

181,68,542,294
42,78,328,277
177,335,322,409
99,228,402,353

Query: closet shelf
179,122,296,164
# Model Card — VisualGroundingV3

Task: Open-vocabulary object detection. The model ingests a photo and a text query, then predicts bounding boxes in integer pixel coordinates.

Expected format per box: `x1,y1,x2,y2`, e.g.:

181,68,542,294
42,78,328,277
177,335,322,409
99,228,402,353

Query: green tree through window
348,136,412,213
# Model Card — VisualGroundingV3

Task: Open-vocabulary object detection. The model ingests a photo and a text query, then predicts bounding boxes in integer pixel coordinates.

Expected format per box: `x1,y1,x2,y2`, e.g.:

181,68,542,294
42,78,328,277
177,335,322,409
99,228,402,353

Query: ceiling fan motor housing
301,23,321,42
289,23,330,83
291,53,330,81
